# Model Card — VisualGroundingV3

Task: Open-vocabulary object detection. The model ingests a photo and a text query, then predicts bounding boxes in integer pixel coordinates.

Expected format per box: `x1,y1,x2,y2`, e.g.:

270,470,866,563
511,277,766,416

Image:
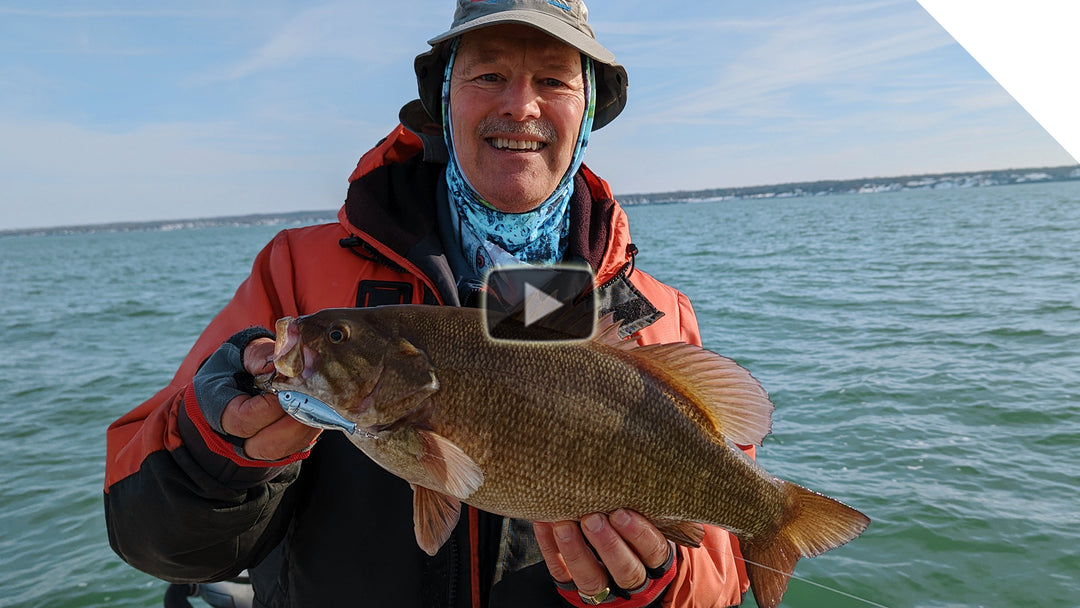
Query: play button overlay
482,265,596,342
523,282,566,327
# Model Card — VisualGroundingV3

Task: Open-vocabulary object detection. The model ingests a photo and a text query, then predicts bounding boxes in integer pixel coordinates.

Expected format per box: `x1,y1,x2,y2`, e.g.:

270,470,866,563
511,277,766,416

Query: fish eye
327,324,349,344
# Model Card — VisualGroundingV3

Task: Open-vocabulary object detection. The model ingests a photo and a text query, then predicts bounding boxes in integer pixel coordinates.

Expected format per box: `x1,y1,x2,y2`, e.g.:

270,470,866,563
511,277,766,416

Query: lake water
1,180,1078,607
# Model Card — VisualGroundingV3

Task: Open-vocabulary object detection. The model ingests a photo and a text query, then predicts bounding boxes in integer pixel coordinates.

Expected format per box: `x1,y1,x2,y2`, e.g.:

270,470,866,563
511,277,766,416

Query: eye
542,77,566,88
327,325,348,344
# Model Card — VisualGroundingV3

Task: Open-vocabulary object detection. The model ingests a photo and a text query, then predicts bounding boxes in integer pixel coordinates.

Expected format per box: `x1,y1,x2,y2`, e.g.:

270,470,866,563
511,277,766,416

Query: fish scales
377,306,781,533
270,305,869,608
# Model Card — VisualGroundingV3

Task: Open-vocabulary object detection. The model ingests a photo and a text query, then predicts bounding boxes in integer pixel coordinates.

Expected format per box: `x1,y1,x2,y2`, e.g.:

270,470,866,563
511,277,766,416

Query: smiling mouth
487,138,545,152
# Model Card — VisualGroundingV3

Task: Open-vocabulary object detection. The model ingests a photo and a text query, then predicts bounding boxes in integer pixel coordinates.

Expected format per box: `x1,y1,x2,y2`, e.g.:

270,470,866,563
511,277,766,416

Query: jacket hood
339,121,636,286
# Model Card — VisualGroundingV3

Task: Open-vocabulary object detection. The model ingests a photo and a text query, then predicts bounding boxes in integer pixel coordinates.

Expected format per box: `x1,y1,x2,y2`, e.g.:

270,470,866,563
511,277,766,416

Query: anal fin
651,518,706,548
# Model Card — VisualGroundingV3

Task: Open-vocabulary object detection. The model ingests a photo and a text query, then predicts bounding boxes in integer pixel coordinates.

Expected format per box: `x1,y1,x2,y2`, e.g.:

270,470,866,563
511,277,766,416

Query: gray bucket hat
414,0,628,131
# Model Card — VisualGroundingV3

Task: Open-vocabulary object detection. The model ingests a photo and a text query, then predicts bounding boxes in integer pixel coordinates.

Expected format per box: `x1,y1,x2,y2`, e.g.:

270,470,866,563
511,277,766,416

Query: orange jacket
105,124,751,607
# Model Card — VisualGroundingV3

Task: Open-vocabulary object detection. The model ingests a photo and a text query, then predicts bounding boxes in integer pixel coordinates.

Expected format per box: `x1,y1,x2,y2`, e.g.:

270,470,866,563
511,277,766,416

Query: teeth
490,138,542,151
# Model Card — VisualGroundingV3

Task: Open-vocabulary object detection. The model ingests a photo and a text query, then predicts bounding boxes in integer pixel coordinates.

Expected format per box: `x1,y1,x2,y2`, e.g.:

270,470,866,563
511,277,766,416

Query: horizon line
4,161,1078,236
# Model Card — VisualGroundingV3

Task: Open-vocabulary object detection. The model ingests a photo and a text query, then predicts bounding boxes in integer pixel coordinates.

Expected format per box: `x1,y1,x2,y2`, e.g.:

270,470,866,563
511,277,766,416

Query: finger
243,416,321,461
551,520,608,597
580,512,647,591
533,521,572,583
609,509,672,571
221,393,285,438
244,337,277,375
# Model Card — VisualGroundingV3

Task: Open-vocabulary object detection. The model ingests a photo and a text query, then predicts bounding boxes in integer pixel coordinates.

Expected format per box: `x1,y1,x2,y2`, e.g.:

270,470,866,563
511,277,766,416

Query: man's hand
218,337,321,461
534,509,673,601
192,333,321,462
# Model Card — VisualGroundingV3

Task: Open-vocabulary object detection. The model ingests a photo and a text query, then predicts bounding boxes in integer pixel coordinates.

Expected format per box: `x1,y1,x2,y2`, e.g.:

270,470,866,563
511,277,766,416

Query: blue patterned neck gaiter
441,38,596,280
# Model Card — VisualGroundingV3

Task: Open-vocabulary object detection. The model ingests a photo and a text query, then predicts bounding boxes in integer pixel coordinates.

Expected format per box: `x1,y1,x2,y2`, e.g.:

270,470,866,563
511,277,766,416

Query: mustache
476,117,558,144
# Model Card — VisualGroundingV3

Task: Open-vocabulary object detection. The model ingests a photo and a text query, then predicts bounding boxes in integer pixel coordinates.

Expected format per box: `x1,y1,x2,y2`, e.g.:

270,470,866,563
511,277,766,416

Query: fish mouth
272,317,317,381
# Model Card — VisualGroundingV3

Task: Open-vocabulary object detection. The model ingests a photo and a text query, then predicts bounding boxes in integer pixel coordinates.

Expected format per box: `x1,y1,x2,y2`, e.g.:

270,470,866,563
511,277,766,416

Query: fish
269,304,870,608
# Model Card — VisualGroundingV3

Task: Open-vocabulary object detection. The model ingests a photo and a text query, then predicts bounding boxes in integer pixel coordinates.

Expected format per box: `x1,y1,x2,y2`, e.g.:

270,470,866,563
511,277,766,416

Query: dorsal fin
593,313,637,351
604,336,774,446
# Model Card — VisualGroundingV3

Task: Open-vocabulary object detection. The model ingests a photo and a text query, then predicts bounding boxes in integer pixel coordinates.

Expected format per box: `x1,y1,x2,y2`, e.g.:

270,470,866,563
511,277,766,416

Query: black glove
192,327,276,436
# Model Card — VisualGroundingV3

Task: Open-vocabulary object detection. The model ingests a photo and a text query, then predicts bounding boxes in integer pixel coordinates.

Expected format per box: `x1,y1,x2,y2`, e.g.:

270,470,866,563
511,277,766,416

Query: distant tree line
617,164,1080,205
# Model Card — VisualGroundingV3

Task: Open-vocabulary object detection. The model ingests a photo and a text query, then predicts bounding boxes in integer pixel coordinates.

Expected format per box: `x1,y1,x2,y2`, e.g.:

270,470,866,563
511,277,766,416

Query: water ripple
4,184,1080,606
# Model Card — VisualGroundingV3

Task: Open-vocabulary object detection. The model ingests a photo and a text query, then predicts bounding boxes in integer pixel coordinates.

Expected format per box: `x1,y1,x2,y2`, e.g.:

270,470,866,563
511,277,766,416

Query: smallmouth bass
269,305,869,608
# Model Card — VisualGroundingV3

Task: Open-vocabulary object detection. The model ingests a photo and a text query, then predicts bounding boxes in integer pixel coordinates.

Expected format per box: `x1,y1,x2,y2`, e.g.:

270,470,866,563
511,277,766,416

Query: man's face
450,24,586,214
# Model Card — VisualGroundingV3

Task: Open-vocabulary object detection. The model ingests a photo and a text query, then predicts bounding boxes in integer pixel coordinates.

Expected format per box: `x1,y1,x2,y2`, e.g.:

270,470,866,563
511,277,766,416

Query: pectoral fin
416,429,484,500
412,484,462,557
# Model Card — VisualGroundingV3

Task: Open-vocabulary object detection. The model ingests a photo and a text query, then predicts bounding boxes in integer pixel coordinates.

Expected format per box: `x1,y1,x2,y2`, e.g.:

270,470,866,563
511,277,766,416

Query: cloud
0,7,234,19
573,0,1079,197
917,0,1080,162
1,0,1073,231
592,118,1072,197
0,118,352,230
0,1,454,230
194,1,445,84
612,1,957,126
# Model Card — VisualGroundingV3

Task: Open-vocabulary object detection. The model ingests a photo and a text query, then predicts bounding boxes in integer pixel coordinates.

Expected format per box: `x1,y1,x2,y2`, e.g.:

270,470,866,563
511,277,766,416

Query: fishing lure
276,389,377,440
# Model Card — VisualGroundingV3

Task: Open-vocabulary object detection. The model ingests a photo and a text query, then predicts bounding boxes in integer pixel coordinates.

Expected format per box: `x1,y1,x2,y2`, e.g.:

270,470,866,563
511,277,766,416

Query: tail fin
740,480,870,608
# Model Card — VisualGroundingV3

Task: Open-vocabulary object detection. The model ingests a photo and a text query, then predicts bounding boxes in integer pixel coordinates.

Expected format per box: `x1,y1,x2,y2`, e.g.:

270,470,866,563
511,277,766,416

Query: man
105,1,754,606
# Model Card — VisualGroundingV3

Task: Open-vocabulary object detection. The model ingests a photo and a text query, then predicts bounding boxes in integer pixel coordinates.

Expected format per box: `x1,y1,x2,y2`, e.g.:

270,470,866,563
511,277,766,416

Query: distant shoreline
616,163,1080,206
4,163,1078,238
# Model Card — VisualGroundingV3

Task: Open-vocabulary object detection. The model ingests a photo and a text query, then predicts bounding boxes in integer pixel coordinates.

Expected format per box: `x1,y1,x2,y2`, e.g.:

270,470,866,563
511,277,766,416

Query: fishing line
703,545,890,608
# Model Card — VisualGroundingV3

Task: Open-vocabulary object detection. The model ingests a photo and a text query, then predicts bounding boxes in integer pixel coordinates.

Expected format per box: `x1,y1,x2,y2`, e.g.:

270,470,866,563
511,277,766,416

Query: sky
0,0,1076,231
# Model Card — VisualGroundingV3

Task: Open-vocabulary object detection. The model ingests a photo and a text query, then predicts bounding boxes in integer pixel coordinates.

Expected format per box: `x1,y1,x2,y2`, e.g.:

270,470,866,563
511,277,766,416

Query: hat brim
427,10,616,66
413,40,627,132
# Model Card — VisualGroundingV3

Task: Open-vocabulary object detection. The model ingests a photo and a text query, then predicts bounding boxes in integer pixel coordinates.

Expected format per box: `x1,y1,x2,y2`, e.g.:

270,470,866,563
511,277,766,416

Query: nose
498,76,542,122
